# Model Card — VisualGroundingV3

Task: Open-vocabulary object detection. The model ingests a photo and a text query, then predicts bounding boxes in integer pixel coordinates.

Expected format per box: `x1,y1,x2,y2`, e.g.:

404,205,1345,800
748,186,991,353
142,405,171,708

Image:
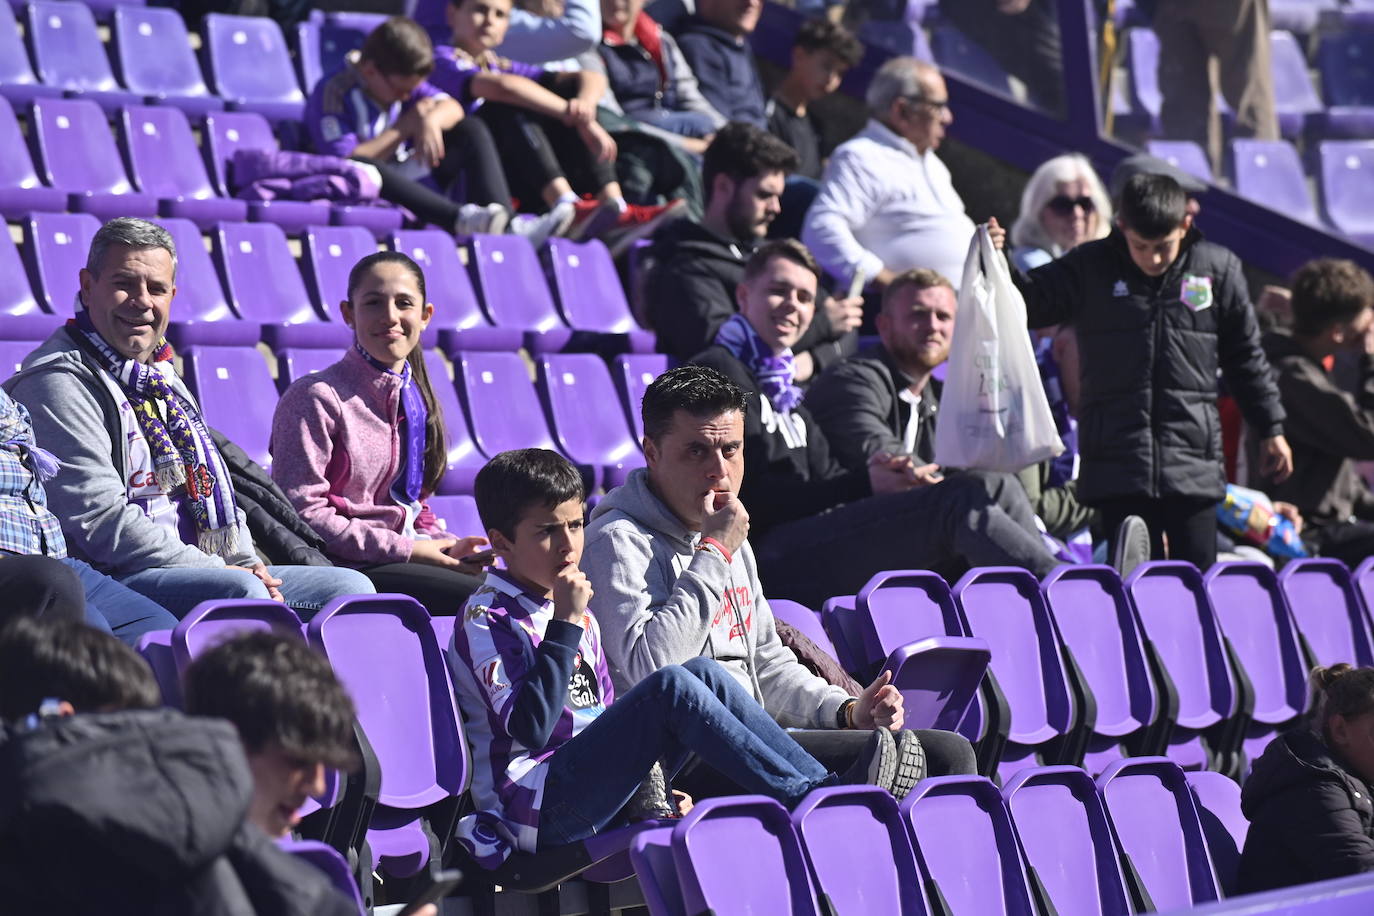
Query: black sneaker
837,728,898,793
1112,515,1151,580
889,730,927,800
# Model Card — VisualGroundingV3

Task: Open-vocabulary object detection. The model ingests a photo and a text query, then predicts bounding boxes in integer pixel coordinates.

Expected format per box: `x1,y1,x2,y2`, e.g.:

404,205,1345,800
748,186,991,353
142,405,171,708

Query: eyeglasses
1046,195,1096,216
903,95,951,114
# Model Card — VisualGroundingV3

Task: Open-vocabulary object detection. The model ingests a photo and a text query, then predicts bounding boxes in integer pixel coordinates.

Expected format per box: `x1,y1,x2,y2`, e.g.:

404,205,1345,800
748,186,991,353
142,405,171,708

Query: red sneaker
605,199,688,257
567,198,621,241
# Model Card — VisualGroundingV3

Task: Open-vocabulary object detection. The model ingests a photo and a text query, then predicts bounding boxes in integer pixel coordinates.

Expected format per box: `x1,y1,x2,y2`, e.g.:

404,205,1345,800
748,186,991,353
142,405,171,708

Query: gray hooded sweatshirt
584,467,849,730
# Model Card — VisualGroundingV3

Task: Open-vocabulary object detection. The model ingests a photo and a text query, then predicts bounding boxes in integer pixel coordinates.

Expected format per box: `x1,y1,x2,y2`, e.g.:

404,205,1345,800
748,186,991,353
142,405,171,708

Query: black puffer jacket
1237,727,1374,894
1013,229,1284,504
211,429,332,567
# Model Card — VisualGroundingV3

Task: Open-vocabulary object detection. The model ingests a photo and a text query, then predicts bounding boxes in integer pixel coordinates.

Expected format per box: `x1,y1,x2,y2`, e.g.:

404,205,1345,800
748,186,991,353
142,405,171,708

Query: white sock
611,196,628,213
556,191,579,207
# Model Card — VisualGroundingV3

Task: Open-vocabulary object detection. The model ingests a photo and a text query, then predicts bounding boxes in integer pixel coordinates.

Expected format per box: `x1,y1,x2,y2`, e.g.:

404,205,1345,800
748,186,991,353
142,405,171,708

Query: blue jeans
117,564,375,621
536,657,830,848
63,558,177,644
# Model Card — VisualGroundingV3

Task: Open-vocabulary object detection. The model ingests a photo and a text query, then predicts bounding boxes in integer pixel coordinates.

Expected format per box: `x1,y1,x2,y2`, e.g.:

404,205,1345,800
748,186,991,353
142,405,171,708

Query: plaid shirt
0,391,66,558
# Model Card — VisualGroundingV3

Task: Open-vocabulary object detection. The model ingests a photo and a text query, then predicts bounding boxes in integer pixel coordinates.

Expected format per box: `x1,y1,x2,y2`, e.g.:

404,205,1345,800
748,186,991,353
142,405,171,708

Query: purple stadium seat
307,594,469,879
0,96,67,220
1182,872,1374,913
30,98,157,220
536,353,645,491
1230,139,1321,226
26,1,140,115
1280,557,1374,667
612,353,667,440
1125,562,1240,772
1316,31,1374,138
1097,757,1221,910
277,347,342,387
1319,141,1374,249
1354,556,1374,626
1145,140,1215,184
543,238,653,350
389,229,498,350
295,19,372,95
1041,565,1164,774
0,231,43,318
855,18,932,65
791,786,929,915
23,211,101,317
1001,766,1132,916
1187,769,1248,897
203,13,306,123
1203,562,1308,764
466,235,572,352
301,225,378,320
902,775,1036,915
1269,30,1324,138
420,352,486,495
180,345,279,469
158,217,256,349
170,598,303,674
1126,28,1163,131
135,629,181,707
278,839,366,916
669,796,820,915
203,111,332,234
453,349,560,459
769,599,838,659
119,105,248,230
112,6,223,118
212,222,352,348
0,2,63,108
628,828,687,916
424,494,485,539
953,567,1079,780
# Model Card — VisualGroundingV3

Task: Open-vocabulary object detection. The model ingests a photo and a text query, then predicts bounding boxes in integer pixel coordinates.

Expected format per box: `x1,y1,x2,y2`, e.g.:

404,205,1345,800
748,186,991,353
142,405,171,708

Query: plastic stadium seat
0,2,63,108
1319,141,1374,248
791,786,929,916
1279,557,1374,668
420,352,486,495
1187,769,1248,897
23,212,102,317
158,217,257,349
543,238,653,350
180,345,280,469
1126,28,1163,130
769,599,839,659
0,232,44,318
112,6,224,118
26,1,140,114
170,598,303,674
1145,140,1215,184
203,13,307,123
301,225,379,319
424,495,484,539
1002,766,1132,916
295,19,373,94
612,353,667,440
454,350,582,482
277,347,341,387
30,98,157,220
308,594,468,879
1041,565,1164,774
902,776,1036,915
135,629,181,706
1316,31,1374,138
1097,757,1221,910
119,105,249,230
1230,139,1321,226
212,222,352,349
1269,30,1324,139
0,338,41,379
536,353,645,491
1354,556,1374,628
389,229,496,349
466,235,572,352
628,828,687,916
278,840,366,916
203,111,332,235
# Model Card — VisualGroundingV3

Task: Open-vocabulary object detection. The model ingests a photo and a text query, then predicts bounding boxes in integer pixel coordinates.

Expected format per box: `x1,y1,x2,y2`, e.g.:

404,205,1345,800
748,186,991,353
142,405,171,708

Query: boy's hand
700,490,750,554
564,97,595,128
853,670,904,731
578,122,617,163
986,216,1007,251
1259,434,1294,483
410,537,468,569
552,563,592,625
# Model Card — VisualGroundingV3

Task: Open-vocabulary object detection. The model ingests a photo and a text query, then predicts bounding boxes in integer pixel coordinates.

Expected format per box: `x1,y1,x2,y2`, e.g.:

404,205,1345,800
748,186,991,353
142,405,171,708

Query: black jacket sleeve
646,256,737,362
805,359,902,473
1281,353,1374,461
1215,253,1285,438
1012,246,1087,329
505,619,584,751
1268,779,1374,884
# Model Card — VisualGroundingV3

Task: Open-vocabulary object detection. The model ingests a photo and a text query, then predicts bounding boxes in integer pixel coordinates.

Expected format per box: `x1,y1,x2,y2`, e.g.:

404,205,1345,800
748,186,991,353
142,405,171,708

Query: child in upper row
430,0,683,242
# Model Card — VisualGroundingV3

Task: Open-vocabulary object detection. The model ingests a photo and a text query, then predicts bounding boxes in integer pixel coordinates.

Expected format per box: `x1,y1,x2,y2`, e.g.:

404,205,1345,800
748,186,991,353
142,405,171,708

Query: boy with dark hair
0,616,160,721
1260,258,1374,564
449,448,901,869
1010,172,1292,570
184,631,359,839
766,18,863,182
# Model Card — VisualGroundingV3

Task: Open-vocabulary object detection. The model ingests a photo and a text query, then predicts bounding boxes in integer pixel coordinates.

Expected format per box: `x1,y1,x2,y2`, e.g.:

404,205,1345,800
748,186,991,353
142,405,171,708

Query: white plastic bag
933,225,1065,472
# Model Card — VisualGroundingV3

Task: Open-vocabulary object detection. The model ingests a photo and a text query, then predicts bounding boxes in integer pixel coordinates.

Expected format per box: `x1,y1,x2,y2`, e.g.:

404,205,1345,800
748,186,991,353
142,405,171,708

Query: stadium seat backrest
171,598,304,674
213,222,323,326
420,352,486,495
0,96,45,191
296,20,373,95
1270,30,1324,114
1231,139,1319,225
1145,140,1214,184
113,6,215,102
159,218,237,324
1280,557,1374,668
0,232,41,318
135,629,181,706
467,234,566,332
611,352,667,440
628,828,687,916
278,840,367,916
1002,766,1131,916
0,3,49,94
858,569,968,668
536,353,644,483
671,796,821,916
544,238,639,333
1097,757,1220,909
277,347,340,387
390,230,487,333
791,786,929,916
24,212,102,317
120,105,219,201
302,225,379,317
1319,141,1374,238
203,14,305,109
424,495,484,539
31,97,134,195
1318,30,1374,108
1127,28,1163,116
1186,770,1248,897
454,350,557,457
203,110,279,196
902,775,1036,915
180,345,279,469
769,599,837,658
27,1,124,93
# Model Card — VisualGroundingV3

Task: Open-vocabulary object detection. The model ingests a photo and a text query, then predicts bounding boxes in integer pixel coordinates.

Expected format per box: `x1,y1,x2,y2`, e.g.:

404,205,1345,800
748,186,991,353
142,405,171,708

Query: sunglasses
1046,195,1096,216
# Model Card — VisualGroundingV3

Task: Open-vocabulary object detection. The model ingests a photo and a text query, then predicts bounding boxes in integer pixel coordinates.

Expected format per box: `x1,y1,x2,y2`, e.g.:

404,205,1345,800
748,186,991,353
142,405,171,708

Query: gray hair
1010,153,1113,255
86,217,178,280
865,56,938,115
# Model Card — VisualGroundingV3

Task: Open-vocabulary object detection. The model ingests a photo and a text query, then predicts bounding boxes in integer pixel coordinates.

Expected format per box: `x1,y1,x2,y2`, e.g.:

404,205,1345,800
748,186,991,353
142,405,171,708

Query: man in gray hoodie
582,365,977,792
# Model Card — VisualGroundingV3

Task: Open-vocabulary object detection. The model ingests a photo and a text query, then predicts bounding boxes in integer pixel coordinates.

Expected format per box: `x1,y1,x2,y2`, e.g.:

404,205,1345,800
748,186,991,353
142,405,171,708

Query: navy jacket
672,16,766,127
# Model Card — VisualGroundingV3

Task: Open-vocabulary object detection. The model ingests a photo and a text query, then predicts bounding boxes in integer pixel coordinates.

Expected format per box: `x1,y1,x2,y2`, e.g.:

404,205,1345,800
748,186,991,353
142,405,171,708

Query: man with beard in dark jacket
1011,172,1292,570
645,122,861,380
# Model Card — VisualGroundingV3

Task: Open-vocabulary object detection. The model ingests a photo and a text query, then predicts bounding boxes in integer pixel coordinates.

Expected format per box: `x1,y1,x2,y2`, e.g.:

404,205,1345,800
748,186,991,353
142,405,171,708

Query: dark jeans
358,562,482,617
1308,519,1374,568
353,118,512,226
536,657,829,847
477,102,618,209
755,470,1060,611
1098,494,1218,571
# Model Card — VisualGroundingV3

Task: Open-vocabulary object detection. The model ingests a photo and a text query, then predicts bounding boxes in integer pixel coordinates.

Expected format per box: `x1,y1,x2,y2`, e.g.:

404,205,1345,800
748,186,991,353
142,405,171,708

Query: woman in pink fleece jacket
270,251,490,614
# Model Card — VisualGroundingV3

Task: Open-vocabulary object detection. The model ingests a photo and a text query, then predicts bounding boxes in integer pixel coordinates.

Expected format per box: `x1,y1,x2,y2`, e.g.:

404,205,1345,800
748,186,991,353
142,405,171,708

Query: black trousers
353,117,512,226
358,562,482,617
476,101,618,209
1308,520,1374,568
1098,494,1219,571
0,554,85,624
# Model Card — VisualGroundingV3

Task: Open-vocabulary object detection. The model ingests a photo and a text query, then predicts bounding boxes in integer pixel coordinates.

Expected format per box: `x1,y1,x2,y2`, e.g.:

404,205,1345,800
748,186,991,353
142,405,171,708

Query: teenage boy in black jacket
1010,172,1292,570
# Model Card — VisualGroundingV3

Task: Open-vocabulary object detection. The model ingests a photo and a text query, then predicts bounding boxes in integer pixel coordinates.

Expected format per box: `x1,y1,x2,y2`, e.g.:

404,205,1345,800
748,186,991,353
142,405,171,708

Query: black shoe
621,762,676,822
837,728,898,793
889,730,927,800
1112,515,1151,580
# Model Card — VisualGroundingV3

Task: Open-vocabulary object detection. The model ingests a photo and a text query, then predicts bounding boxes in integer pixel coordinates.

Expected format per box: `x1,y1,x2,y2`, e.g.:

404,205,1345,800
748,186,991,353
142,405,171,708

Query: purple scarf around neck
354,343,427,507
714,313,802,413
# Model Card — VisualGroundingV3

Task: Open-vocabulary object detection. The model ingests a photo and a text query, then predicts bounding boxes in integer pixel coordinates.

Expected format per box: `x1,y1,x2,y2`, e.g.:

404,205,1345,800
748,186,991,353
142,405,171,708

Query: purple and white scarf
354,343,428,508
714,313,802,413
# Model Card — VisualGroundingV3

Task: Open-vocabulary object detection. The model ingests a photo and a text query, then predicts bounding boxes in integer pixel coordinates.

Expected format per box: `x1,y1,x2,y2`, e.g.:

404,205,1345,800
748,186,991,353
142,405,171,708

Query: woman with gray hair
1010,152,1112,273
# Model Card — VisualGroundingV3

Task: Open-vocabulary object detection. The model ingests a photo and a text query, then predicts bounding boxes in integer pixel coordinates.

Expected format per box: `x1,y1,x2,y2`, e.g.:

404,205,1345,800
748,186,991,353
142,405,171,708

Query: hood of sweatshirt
589,466,694,546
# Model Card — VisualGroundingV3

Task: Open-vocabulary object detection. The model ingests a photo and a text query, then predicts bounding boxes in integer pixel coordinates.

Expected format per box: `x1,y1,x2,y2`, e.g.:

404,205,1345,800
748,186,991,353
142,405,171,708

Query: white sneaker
454,203,510,237
509,201,575,248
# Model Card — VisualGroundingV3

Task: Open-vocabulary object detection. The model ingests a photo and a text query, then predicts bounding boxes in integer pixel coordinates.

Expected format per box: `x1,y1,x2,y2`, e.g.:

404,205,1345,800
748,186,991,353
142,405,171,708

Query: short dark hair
1117,173,1188,240
793,18,863,68
642,365,748,442
702,122,800,205
1290,258,1374,338
742,238,822,285
0,617,160,720
474,449,586,539
883,268,954,310
183,631,358,770
360,16,435,78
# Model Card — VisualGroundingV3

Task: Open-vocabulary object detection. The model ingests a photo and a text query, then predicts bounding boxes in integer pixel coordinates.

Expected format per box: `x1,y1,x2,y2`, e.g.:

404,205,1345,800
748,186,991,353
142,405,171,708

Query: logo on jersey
1180,274,1213,312
1112,280,1129,298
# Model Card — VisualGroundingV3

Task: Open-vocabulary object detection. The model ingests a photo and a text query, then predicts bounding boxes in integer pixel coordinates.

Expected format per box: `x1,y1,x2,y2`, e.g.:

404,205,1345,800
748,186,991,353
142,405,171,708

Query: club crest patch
1112,279,1129,297
1181,274,1213,311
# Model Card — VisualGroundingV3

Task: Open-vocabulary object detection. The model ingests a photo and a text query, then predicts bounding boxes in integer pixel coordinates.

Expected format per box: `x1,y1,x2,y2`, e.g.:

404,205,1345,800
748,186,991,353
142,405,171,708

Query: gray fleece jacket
583,467,849,729
3,329,258,576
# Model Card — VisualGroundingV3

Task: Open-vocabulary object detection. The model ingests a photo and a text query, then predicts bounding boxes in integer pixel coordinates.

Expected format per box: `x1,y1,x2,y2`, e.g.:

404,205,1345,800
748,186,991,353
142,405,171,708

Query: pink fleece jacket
270,348,445,564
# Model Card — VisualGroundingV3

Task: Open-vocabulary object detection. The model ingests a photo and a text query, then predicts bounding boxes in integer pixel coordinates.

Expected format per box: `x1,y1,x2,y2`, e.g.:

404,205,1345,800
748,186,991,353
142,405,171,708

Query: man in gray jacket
582,365,977,794
4,217,373,620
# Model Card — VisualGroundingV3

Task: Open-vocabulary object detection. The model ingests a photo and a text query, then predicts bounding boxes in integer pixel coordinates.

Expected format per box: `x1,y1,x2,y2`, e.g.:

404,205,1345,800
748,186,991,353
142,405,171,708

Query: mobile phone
396,868,463,916
846,269,866,300
458,548,496,567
